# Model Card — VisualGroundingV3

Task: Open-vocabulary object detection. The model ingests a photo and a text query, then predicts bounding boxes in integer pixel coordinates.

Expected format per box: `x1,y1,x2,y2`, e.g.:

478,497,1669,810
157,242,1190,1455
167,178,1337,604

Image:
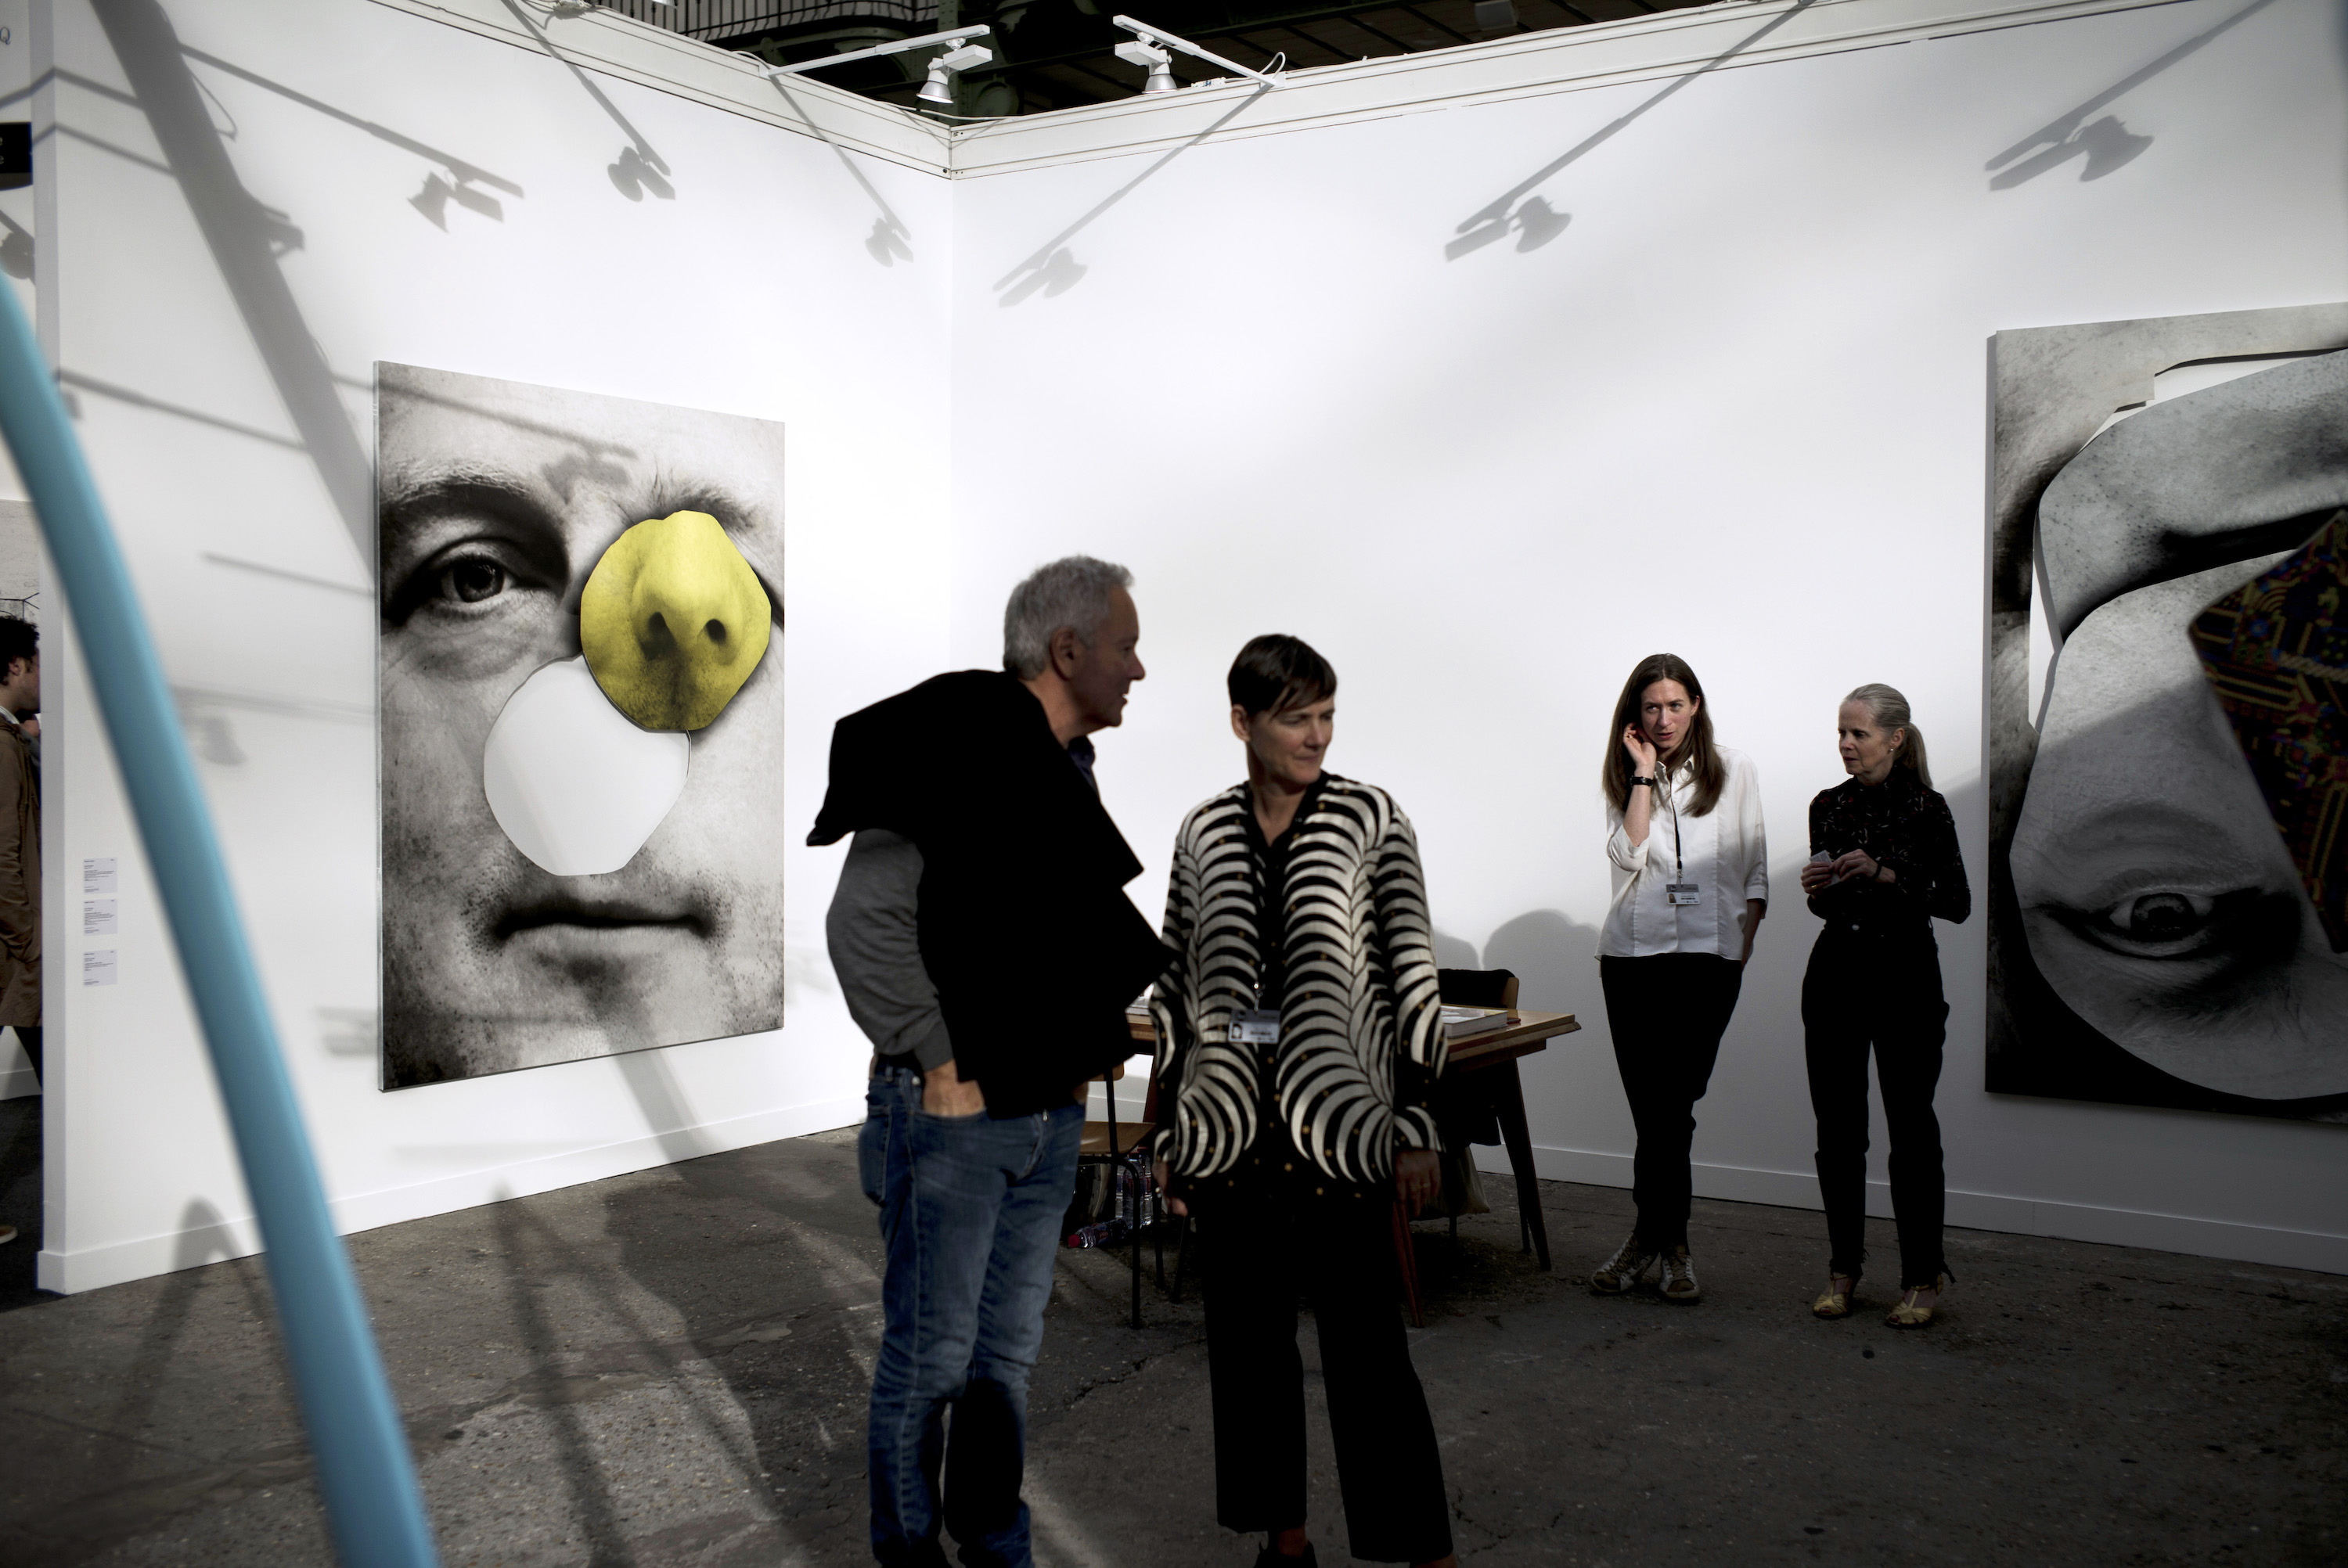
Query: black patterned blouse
1806,769,1971,941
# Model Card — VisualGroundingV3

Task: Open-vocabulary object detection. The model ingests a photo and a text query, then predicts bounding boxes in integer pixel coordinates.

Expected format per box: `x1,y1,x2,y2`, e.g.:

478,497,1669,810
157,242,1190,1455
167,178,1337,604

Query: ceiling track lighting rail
1111,15,1288,92
758,25,996,104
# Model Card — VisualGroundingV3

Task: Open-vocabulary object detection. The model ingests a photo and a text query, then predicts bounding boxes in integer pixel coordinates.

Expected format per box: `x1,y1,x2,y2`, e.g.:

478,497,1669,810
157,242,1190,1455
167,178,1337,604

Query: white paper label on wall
83,899,116,936
83,949,117,986
84,858,117,895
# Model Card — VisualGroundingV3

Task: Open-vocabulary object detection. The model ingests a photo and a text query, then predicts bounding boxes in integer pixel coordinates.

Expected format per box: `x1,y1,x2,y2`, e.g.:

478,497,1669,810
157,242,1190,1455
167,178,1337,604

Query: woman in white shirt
1590,653,1768,1304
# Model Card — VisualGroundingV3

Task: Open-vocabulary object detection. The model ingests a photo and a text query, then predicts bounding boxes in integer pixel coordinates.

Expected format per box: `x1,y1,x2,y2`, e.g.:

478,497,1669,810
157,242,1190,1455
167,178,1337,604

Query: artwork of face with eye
376,363,785,1088
1989,310,2348,1120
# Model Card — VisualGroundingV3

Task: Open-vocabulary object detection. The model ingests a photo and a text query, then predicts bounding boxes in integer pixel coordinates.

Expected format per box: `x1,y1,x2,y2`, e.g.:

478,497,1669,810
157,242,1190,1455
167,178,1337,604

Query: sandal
1885,1273,1950,1329
1811,1272,1858,1319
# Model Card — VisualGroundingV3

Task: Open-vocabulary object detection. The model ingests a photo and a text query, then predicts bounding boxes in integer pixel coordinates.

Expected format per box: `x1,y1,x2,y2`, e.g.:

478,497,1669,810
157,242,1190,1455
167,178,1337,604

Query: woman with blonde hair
1590,653,1769,1304
1799,683,1971,1328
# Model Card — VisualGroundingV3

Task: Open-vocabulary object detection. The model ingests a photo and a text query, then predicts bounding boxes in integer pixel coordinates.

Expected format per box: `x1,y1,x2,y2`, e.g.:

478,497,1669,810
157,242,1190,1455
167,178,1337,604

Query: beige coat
0,718,38,1026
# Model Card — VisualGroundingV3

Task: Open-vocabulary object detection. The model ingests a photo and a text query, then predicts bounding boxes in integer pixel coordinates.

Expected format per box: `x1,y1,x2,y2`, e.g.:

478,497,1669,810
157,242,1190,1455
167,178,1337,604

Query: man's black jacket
809,671,1169,1117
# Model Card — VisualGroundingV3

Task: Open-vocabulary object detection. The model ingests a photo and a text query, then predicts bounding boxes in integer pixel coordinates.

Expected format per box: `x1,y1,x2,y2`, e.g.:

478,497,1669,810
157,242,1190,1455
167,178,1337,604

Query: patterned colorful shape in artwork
2189,509,2348,951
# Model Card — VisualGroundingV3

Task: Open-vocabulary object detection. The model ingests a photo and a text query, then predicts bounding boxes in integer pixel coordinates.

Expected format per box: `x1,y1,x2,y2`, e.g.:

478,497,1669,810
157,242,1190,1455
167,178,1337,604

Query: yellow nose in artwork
579,510,772,732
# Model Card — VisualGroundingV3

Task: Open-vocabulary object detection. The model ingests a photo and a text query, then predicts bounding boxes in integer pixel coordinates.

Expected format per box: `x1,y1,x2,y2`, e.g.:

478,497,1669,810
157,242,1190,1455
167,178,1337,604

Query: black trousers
1802,932,1950,1289
13,1026,34,1084
1597,953,1745,1251
1197,1184,1452,1564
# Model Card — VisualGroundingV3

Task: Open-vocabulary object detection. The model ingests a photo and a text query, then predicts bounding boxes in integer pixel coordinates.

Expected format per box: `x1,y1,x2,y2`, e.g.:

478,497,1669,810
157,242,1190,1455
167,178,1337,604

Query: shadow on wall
178,41,524,230
991,85,1270,306
494,0,678,200
0,210,28,281
762,77,920,267
1981,0,2280,192
92,0,375,572
1446,0,1817,262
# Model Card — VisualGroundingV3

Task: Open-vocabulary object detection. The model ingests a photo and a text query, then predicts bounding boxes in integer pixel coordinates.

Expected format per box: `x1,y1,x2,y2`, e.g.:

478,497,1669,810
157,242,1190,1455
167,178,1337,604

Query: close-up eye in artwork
376,362,787,1089
1990,308,2348,1119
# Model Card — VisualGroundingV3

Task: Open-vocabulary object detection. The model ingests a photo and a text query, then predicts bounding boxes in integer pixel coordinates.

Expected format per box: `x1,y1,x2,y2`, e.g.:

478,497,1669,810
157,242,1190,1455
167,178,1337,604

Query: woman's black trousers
1597,952,1745,1251
1195,1183,1453,1563
1801,929,1950,1289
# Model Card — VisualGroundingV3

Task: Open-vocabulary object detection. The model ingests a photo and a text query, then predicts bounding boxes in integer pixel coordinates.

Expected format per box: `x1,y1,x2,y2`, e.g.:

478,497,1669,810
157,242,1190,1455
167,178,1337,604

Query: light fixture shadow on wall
989,82,1262,305
1986,116,2152,190
409,171,506,228
1980,0,2276,192
1444,196,1569,261
609,144,675,200
866,215,914,265
1447,0,1815,260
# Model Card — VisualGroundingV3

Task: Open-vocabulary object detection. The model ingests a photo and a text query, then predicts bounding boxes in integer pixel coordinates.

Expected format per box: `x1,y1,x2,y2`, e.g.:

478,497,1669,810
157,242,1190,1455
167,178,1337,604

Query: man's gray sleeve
826,829,953,1072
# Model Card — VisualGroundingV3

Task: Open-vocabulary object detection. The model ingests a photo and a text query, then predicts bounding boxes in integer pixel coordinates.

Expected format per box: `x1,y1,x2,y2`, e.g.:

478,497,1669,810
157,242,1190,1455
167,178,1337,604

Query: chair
1431,968,1550,1273
1075,1060,1183,1329
1390,969,1551,1327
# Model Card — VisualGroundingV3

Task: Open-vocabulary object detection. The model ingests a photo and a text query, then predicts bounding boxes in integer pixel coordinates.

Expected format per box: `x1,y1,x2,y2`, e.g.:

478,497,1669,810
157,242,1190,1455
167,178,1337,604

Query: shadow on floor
0,1128,2343,1566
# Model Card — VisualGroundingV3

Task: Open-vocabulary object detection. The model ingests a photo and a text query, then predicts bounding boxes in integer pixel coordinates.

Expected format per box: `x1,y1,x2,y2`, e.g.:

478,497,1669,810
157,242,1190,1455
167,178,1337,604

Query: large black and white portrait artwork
377,363,786,1089
1988,304,2348,1122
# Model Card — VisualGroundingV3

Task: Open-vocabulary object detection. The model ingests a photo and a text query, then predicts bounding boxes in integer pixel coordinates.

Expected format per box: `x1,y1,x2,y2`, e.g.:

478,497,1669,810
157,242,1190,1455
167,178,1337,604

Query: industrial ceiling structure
589,0,1722,117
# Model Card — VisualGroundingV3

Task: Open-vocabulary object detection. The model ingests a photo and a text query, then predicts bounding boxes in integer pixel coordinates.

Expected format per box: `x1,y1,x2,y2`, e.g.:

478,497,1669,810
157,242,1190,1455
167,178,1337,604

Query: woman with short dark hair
1152,634,1457,1568
1801,683,1971,1327
1591,653,1769,1304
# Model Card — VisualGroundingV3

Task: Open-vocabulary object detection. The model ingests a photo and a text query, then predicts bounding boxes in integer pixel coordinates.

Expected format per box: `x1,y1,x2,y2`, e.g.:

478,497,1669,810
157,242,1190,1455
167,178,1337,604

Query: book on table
1439,1004,1514,1041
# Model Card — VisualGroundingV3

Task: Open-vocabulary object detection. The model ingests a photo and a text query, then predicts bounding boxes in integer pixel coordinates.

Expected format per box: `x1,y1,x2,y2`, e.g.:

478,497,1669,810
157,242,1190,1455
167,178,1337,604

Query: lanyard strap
1663,764,1684,879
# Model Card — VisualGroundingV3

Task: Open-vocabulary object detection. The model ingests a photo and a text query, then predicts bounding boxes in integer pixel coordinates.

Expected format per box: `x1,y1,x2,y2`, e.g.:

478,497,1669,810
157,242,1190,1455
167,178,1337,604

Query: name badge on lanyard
1230,1009,1281,1045
1661,778,1700,906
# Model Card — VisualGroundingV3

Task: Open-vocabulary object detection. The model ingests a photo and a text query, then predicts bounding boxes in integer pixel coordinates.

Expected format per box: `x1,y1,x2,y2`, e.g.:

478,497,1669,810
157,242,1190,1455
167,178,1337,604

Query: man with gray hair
810,555,1165,1568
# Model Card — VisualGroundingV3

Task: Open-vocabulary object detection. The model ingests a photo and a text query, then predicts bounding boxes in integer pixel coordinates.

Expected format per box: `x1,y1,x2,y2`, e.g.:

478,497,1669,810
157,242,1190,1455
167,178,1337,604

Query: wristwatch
1632,775,1655,787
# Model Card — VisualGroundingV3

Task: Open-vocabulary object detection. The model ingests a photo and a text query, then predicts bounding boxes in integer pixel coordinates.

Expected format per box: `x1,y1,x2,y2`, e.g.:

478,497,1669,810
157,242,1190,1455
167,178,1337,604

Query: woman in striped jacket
1151,634,1458,1568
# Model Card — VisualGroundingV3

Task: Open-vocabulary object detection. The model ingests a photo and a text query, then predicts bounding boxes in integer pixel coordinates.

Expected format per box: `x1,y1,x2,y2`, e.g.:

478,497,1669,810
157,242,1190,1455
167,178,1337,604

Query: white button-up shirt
1601,745,1769,959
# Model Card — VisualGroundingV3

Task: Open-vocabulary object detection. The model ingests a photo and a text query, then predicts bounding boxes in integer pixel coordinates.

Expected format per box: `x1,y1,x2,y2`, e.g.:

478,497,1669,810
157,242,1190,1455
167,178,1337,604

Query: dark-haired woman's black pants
1802,930,1950,1289
1597,953,1745,1251
1196,1183,1453,1564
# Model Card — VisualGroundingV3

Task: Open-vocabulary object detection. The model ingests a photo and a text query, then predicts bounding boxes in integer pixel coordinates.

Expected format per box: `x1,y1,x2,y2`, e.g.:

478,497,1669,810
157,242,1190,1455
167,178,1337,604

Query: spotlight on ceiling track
760,26,995,100
1111,16,1285,92
918,44,996,103
1113,38,1179,94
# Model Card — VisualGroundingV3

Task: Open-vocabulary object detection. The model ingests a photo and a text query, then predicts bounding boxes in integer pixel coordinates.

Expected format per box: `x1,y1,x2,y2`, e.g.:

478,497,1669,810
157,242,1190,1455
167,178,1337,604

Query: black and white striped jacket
1149,775,1446,1187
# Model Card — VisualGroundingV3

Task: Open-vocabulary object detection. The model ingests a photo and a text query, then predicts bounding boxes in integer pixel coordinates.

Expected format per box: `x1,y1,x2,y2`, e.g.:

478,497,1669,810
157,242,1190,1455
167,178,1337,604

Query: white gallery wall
945,0,2348,1270
37,0,955,1292
31,0,2348,1293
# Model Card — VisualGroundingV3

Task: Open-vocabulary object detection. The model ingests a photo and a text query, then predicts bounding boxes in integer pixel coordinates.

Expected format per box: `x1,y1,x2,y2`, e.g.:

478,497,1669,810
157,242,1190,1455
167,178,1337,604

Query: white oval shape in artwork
483,656,690,876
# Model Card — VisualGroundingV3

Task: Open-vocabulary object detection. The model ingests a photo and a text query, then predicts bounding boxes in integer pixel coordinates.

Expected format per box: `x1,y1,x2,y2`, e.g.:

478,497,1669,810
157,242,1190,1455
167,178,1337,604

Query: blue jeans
860,1066,1082,1568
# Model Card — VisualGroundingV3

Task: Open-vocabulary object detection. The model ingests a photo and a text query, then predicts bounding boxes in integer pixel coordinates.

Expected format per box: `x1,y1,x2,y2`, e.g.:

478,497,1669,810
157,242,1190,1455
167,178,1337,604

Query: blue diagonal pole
0,284,438,1566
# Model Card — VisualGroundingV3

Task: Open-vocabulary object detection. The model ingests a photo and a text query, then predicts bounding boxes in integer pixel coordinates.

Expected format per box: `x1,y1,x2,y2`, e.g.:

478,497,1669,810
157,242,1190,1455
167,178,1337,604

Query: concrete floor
0,1103,2341,1567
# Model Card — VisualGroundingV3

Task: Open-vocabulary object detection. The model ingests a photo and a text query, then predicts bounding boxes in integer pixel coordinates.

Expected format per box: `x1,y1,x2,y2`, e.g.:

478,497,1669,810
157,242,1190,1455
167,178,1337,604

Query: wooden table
1120,1008,1583,1319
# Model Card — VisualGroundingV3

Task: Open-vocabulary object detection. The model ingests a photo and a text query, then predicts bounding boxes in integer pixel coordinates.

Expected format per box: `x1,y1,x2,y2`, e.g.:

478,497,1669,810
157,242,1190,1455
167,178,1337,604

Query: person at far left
0,613,33,1248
